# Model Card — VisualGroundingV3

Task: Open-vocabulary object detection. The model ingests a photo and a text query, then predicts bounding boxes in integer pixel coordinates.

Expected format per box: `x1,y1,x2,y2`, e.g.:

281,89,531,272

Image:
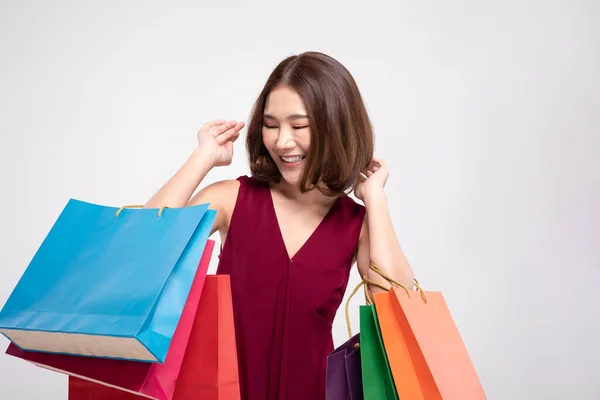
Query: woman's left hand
354,157,389,203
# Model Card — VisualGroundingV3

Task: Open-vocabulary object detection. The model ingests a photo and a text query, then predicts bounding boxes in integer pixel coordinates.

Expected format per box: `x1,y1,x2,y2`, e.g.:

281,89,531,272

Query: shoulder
338,194,366,219
188,176,248,234
341,195,367,242
237,174,268,189
335,194,367,240
215,174,269,198
193,174,267,196
200,174,267,213
193,178,241,203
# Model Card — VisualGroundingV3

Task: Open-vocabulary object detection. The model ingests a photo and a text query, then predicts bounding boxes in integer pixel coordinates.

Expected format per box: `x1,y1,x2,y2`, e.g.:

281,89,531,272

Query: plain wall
0,1,598,398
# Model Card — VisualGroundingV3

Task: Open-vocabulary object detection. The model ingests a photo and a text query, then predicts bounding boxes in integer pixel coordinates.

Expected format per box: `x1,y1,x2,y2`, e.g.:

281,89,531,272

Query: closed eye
262,124,307,130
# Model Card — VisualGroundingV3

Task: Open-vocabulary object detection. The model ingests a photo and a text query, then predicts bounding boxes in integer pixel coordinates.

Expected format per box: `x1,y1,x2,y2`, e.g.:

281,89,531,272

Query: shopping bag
66,275,240,400
360,304,398,400
7,240,215,400
373,287,422,399
172,274,240,400
0,199,215,362
326,334,362,400
68,376,141,399
389,283,487,399
326,278,365,400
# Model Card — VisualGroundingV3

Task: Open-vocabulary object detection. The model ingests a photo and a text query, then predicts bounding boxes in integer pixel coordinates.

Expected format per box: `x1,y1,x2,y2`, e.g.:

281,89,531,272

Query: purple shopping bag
326,333,363,400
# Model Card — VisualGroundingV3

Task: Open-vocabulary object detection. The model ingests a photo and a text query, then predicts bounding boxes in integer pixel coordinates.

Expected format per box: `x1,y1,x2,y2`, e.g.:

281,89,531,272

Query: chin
278,169,303,187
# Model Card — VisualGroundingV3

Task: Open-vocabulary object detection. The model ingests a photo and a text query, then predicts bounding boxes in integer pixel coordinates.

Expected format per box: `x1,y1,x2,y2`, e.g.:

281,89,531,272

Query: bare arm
144,148,216,209
356,198,415,294
354,158,415,294
144,119,244,235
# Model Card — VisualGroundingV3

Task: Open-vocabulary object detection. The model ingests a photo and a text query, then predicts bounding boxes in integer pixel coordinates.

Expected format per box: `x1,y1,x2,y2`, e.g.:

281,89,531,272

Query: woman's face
262,85,311,187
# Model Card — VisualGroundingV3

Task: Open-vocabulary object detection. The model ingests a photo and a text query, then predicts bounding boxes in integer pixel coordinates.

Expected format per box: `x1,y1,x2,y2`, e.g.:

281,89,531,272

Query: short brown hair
246,51,374,196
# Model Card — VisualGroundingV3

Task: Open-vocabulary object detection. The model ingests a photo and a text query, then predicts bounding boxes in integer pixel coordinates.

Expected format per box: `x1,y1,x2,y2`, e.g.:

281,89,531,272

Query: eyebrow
263,113,309,121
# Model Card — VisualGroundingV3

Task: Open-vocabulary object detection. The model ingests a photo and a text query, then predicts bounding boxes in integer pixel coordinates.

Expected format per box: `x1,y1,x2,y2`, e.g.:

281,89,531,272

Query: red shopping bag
7,240,215,400
172,274,240,400
68,376,141,399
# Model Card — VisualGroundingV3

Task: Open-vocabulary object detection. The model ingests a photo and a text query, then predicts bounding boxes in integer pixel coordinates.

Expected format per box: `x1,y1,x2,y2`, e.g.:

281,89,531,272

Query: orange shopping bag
390,284,485,399
372,288,421,399
370,262,486,399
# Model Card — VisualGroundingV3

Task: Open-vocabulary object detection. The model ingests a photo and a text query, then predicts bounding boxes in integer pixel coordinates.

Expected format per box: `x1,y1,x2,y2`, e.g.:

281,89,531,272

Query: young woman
145,51,415,399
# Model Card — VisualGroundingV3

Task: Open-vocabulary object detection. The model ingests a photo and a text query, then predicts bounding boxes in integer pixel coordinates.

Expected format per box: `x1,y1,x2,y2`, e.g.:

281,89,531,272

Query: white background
0,1,598,398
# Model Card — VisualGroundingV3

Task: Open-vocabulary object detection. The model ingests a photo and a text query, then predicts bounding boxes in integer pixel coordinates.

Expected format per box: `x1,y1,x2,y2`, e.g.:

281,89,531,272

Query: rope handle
412,277,428,304
369,261,428,304
344,276,388,339
344,261,428,340
114,205,169,218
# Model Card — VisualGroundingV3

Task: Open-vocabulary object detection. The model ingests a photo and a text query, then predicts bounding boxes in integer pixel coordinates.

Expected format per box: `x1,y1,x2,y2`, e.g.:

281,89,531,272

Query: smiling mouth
280,155,306,163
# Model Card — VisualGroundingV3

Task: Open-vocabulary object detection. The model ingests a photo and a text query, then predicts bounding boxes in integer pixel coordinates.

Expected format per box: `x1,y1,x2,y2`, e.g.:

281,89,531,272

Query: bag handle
411,277,428,304
344,262,409,340
344,261,428,342
344,276,387,341
114,205,170,218
369,261,428,303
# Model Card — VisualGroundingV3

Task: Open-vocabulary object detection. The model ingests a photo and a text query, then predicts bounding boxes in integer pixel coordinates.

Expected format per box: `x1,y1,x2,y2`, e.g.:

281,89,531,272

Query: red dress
216,176,365,400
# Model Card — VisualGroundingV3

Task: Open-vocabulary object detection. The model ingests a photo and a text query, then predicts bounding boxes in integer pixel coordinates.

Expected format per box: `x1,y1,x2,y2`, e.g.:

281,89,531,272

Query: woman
145,51,415,399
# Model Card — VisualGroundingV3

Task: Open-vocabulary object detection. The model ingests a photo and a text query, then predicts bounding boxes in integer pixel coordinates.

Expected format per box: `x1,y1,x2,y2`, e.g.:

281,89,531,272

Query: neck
273,179,338,207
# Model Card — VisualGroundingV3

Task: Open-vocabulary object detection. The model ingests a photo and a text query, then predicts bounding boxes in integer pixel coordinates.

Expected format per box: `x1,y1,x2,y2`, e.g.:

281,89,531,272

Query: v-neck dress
216,175,366,399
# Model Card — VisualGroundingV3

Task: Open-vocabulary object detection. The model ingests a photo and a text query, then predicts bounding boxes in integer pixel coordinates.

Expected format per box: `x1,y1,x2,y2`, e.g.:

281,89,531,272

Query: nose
275,127,296,151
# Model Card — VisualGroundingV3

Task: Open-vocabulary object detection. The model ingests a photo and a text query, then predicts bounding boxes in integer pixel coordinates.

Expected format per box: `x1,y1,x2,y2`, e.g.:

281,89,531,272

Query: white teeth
281,155,305,163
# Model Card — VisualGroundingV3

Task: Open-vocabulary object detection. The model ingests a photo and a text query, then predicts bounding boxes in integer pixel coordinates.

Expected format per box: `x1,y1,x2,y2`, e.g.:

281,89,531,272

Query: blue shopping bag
0,199,216,363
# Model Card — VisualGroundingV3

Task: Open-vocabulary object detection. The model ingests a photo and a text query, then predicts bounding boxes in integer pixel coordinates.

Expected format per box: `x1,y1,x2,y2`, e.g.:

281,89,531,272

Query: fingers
228,130,241,145
357,167,374,184
368,158,386,172
201,120,227,132
362,162,377,176
372,157,386,169
216,121,245,145
359,157,387,181
210,120,237,136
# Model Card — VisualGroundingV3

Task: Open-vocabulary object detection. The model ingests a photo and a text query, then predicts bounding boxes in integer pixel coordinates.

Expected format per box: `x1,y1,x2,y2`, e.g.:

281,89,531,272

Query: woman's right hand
197,119,245,167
